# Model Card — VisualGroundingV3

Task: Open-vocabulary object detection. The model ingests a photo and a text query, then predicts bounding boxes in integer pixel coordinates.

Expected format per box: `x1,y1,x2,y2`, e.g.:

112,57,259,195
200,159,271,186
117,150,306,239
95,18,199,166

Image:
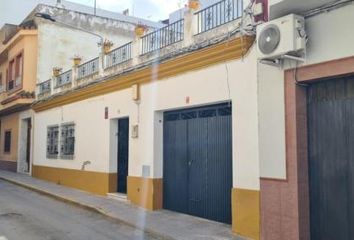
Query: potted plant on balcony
103,40,114,54
72,55,82,66
135,23,147,37
188,0,200,10
52,67,62,77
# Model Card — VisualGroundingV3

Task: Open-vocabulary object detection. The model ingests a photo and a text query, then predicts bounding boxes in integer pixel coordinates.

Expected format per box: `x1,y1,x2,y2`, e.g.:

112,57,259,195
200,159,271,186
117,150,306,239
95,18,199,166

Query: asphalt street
0,180,159,240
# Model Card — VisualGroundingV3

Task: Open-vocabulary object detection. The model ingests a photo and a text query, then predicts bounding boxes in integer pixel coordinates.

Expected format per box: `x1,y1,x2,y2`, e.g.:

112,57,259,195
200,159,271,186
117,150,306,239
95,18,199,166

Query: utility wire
305,0,354,18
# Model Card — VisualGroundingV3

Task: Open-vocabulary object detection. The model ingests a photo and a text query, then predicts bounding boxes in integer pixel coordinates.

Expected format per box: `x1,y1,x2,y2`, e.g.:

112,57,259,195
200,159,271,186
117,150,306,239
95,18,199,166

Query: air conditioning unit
257,14,306,61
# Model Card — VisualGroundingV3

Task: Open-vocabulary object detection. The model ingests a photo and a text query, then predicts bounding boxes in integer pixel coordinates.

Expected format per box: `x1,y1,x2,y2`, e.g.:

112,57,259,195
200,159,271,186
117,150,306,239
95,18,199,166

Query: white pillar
183,8,198,47
131,36,142,66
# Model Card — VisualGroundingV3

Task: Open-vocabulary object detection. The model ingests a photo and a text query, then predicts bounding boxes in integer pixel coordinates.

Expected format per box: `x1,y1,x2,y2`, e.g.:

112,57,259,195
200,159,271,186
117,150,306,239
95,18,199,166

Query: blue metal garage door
163,103,232,224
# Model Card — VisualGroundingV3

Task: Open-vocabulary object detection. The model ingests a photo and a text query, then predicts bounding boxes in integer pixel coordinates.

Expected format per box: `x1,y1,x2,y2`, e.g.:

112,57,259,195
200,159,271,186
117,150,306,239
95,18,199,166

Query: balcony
77,57,99,80
56,70,72,88
105,42,132,69
37,0,245,100
141,19,184,55
7,76,22,92
195,0,243,34
38,79,51,97
0,89,35,114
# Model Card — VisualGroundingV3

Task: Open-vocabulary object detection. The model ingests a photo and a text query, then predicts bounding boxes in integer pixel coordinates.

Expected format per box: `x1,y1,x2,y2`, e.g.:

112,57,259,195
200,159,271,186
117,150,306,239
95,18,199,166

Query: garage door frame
163,103,233,224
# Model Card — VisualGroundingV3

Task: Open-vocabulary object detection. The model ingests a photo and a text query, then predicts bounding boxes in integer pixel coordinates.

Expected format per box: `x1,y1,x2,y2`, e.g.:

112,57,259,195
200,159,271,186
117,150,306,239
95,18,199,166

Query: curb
0,176,174,240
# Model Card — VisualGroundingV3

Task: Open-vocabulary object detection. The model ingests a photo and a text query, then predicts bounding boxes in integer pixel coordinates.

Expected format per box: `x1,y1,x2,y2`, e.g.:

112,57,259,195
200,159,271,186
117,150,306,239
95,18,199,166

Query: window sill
59,155,74,160
47,154,59,159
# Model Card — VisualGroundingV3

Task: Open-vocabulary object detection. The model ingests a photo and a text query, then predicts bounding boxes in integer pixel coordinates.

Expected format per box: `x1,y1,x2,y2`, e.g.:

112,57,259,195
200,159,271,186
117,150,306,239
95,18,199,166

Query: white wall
258,63,286,179
305,4,354,65
258,3,354,179
34,47,261,190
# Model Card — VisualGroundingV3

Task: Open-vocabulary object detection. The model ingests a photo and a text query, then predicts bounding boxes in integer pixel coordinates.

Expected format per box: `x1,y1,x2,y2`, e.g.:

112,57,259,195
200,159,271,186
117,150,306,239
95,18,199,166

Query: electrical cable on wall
222,0,260,103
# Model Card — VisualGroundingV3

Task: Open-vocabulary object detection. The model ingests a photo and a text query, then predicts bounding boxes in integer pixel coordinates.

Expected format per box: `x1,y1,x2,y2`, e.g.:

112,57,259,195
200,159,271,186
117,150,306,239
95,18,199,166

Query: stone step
107,193,128,202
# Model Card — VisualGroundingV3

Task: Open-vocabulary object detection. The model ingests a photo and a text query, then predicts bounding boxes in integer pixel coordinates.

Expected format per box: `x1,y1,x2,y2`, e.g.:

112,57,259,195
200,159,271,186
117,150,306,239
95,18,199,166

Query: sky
70,0,186,21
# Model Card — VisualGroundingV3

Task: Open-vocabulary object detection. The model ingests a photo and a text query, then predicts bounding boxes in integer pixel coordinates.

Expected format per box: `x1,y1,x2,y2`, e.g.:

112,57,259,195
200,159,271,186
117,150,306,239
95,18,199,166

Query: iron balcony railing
39,79,51,94
77,57,99,79
56,70,72,88
105,42,132,69
141,19,184,55
196,0,243,34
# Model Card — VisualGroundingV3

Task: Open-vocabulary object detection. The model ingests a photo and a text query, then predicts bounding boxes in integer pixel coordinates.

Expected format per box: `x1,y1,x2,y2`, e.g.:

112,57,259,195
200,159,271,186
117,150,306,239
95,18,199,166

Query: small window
60,123,75,159
199,109,217,118
165,113,180,122
218,106,232,116
181,111,197,120
47,126,59,158
4,130,11,153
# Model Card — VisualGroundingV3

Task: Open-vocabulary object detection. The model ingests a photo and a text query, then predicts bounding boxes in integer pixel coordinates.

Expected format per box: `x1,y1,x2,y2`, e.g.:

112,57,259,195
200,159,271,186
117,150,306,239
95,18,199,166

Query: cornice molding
33,35,255,112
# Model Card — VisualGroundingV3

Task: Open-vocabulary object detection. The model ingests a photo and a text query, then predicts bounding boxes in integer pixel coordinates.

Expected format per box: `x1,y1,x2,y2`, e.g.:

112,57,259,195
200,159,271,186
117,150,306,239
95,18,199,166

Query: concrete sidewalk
0,170,245,240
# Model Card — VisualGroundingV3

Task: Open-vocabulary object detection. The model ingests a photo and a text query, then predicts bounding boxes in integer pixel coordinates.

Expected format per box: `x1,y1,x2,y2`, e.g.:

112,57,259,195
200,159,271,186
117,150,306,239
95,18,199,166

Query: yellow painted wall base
232,188,260,240
32,165,117,195
127,176,162,210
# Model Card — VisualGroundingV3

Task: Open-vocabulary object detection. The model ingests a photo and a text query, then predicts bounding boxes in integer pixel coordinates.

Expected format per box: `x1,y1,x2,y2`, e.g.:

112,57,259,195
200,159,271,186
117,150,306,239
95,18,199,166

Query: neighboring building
0,0,163,28
258,0,354,240
0,23,38,173
0,4,160,173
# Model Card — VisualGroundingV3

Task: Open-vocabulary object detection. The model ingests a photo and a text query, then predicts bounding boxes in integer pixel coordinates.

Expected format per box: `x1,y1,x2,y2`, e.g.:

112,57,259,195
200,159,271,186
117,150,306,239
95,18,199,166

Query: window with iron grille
4,130,11,153
60,123,75,159
47,126,59,158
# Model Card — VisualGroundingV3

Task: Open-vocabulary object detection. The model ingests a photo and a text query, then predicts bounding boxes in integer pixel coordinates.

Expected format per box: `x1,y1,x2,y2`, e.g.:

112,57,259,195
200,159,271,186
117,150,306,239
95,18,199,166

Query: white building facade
30,0,354,239
33,0,260,238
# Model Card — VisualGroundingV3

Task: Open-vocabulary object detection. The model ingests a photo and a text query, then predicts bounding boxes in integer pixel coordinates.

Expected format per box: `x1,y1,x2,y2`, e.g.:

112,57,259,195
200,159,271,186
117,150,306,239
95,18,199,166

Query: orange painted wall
0,30,37,164
22,34,38,92
0,112,19,162
0,30,38,104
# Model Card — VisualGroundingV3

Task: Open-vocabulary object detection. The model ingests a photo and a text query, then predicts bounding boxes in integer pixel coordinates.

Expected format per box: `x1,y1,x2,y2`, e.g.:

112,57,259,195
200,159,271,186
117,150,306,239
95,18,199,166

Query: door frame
260,56,354,239
117,117,129,194
17,115,33,174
